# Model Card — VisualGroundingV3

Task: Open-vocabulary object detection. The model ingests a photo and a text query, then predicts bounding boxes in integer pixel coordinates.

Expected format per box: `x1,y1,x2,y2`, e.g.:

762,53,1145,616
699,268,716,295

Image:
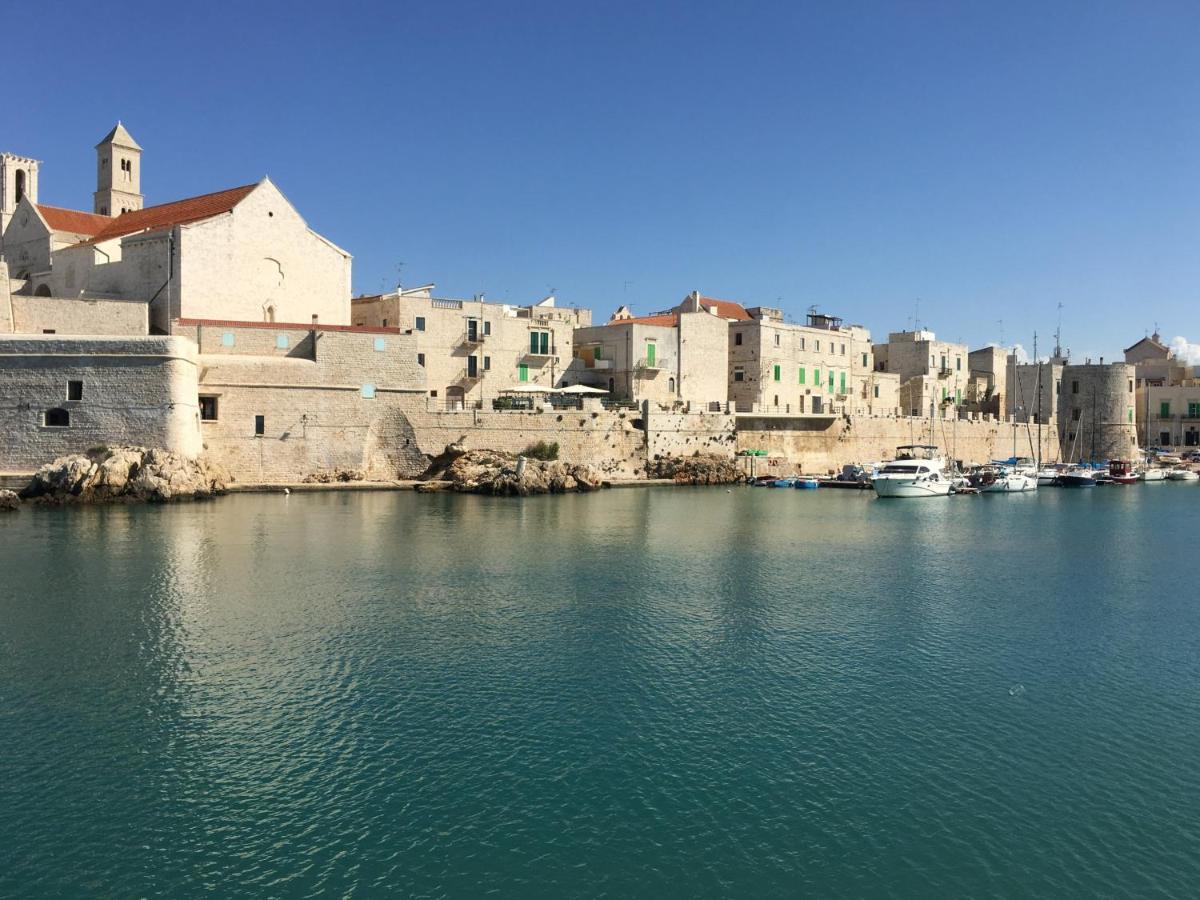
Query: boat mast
1034,332,1042,471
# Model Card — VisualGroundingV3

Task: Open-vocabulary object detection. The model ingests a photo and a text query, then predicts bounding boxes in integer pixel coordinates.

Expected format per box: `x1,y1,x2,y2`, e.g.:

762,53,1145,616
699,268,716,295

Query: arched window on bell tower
14,169,25,204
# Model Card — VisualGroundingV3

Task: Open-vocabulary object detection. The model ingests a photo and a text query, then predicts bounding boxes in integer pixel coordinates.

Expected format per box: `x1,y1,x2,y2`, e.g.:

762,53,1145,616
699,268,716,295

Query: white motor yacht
1141,467,1168,482
873,445,953,498
1167,467,1200,482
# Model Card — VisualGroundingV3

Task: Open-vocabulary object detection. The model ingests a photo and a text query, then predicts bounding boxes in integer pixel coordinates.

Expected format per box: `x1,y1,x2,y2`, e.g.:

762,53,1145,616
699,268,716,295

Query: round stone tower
1057,362,1139,462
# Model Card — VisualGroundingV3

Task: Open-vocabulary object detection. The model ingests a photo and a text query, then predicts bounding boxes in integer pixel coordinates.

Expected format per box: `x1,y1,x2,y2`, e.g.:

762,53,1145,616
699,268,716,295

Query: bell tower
1,152,40,236
94,122,143,217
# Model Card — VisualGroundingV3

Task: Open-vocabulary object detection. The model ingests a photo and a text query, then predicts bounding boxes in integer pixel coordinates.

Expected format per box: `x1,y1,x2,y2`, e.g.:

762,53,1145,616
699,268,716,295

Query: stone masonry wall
9,295,148,335
0,335,201,470
737,414,1062,475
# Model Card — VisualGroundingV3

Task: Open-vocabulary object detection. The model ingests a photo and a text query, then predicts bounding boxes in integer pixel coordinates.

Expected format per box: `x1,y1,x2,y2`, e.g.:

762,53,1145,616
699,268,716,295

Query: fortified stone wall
183,323,427,483
401,403,649,478
737,414,1062,475
0,335,201,470
7,295,148,335
1058,363,1138,462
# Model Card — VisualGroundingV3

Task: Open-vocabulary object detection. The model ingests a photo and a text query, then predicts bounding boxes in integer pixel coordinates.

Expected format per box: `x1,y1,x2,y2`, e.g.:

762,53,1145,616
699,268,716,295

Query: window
956,388,961,405
44,408,70,427
1190,402,1200,418
774,395,779,406
941,355,947,371
733,367,745,382
199,396,218,421
669,377,676,393
467,356,478,378
483,321,492,336
1072,380,1079,394
382,319,388,327
483,356,491,371
646,343,656,367
254,415,265,436
840,372,847,393
774,333,781,347
42,329,56,334
799,337,805,350
276,334,290,349
415,316,426,331
361,384,376,399
15,169,26,203
773,365,781,382
873,385,880,399
374,337,387,352
222,332,235,348
1128,408,1134,423
593,346,602,359
862,353,868,368
734,332,743,346
956,357,961,371
1161,431,1171,445
1129,380,1134,393
418,353,425,366
518,364,529,382
828,371,834,392
815,340,820,352
430,390,438,398
814,368,820,387
100,206,108,215
799,368,805,385
841,343,846,355
530,331,550,355
67,381,83,401
1161,401,1171,417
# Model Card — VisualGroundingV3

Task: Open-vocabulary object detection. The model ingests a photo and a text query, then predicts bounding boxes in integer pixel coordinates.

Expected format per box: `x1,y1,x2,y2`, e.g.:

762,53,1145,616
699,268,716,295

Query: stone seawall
737,414,1063,474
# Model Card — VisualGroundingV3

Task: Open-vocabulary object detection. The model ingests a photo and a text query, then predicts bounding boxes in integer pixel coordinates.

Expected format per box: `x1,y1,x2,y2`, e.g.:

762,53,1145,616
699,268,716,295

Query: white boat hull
874,477,953,498
1167,470,1199,482
980,474,1038,493
1142,469,1168,482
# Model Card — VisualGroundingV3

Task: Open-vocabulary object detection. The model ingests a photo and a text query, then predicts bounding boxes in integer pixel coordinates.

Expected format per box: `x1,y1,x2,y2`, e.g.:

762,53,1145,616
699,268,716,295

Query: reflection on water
2,486,1200,897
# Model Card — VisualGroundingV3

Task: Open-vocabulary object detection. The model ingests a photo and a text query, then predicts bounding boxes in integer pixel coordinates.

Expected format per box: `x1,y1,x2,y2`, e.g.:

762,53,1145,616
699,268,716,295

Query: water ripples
1,488,1199,897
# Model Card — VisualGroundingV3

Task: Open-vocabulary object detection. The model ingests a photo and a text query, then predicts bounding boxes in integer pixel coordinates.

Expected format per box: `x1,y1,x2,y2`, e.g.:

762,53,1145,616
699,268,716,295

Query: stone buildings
875,329,970,418
351,286,590,408
727,308,861,416
1124,333,1200,449
1,124,351,333
572,292,736,408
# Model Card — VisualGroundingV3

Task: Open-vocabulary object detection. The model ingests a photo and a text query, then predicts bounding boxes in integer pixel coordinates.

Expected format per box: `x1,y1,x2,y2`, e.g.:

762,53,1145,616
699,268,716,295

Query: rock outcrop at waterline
419,445,603,495
649,453,743,485
18,447,231,504
0,490,20,512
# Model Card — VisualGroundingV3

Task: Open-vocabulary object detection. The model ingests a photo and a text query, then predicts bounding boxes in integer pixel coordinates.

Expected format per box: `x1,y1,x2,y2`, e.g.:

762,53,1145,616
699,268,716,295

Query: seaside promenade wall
0,335,201,470
737,414,1062,474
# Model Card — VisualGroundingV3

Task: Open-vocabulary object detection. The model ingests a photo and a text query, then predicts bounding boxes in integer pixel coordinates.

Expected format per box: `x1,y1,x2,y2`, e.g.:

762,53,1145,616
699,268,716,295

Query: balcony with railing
635,356,666,372
459,326,487,348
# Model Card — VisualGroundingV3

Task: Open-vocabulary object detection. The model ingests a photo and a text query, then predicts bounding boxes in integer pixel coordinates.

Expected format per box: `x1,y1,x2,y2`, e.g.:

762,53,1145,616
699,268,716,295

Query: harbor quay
2,124,1193,490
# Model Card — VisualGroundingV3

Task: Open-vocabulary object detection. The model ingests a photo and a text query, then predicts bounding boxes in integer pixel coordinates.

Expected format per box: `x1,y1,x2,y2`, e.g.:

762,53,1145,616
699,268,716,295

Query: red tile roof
72,183,259,246
616,313,680,327
695,296,752,320
36,205,110,236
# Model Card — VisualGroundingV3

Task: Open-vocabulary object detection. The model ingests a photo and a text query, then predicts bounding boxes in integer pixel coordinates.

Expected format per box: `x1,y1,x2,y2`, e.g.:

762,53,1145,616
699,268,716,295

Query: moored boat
1167,468,1200,482
793,477,820,490
1141,467,1168,482
873,445,953,498
1108,459,1139,485
1056,466,1097,487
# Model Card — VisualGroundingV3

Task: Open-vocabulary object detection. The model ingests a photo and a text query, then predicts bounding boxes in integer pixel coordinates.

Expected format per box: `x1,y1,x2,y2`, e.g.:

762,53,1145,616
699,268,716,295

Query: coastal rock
19,447,230,505
649,453,742,485
0,490,20,512
422,445,602,496
302,468,365,484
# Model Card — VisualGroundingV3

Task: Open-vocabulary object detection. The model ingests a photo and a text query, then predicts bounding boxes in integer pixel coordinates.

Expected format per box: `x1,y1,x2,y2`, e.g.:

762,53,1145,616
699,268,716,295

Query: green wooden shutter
814,368,820,389
1161,401,1171,417
518,364,529,382
530,333,538,355
647,343,656,366
540,332,550,355
840,371,846,393
799,368,805,385
773,364,781,382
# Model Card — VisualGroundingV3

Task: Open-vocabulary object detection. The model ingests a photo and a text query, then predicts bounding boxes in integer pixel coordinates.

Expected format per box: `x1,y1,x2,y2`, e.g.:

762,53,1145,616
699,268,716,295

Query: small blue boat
770,478,797,488
793,478,820,490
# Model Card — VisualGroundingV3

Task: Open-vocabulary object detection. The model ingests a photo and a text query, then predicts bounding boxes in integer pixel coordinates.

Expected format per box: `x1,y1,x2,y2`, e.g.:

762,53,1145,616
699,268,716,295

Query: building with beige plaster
876,329,970,417
572,292,735,408
352,285,589,408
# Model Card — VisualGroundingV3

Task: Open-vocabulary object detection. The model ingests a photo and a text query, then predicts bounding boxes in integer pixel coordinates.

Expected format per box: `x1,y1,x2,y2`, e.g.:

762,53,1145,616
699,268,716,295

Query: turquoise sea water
2,485,1199,898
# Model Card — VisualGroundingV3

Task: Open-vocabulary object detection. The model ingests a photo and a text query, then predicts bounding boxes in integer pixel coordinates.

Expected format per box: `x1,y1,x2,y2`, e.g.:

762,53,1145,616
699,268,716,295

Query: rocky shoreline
8,447,230,509
417,445,604,496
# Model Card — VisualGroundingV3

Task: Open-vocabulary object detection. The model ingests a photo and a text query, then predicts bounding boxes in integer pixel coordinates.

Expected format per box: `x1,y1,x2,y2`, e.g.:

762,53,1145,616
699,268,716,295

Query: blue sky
9,1,1199,359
